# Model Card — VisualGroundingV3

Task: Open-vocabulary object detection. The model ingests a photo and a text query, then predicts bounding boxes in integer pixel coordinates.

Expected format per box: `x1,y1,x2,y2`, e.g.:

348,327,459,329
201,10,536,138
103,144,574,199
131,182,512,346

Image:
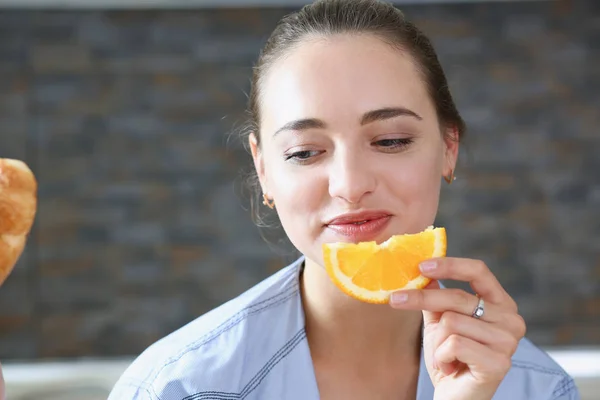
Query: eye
374,138,414,151
284,150,323,164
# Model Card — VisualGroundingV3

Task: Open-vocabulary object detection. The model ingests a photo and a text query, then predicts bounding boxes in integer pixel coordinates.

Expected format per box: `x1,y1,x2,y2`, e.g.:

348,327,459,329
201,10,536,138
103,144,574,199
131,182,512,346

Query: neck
300,257,423,369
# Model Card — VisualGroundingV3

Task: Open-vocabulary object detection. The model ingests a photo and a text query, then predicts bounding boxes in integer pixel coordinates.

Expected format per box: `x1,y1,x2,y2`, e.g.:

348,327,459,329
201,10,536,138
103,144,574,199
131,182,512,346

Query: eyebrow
361,107,422,125
273,107,422,137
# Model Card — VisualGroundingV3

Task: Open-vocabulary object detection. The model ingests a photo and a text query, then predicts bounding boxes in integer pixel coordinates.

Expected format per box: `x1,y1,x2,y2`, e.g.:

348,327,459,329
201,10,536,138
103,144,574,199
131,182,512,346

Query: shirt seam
512,360,575,400
118,376,157,400
142,270,300,387
180,328,307,400
551,376,576,399
511,360,568,377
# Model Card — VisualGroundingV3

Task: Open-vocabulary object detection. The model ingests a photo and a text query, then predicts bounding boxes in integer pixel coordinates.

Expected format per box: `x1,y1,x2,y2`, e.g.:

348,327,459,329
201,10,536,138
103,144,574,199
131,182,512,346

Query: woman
109,1,579,399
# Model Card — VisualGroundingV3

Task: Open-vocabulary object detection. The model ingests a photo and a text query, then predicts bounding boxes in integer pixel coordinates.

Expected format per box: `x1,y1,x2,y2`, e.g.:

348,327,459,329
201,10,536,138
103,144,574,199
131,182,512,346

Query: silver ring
472,296,485,319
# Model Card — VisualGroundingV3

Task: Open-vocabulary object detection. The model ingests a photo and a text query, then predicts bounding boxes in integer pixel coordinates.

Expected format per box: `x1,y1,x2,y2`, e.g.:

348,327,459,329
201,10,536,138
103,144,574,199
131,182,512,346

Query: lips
326,210,392,225
325,210,392,242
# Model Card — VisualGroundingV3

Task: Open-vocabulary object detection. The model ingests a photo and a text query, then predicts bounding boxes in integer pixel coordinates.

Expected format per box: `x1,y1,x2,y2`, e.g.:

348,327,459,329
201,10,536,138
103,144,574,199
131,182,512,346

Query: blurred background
0,0,598,399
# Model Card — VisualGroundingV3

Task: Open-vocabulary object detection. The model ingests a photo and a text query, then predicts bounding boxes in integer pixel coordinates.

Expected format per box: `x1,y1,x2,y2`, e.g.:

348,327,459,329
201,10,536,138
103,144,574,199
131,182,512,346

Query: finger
419,281,443,330
390,288,501,323
435,334,512,381
424,279,440,290
419,257,514,307
434,312,520,355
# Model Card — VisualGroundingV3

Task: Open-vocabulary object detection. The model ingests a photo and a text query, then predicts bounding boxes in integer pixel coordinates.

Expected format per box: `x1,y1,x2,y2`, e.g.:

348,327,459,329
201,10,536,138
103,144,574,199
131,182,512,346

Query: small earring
444,169,456,185
262,193,275,209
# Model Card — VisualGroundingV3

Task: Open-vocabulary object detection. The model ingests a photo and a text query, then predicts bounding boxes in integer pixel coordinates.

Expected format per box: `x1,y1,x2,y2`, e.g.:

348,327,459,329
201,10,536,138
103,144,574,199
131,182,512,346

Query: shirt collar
295,256,437,398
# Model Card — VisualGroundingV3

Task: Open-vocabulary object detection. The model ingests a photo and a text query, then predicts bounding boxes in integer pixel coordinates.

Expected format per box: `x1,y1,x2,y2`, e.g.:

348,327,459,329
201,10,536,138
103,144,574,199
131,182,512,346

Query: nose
328,149,376,204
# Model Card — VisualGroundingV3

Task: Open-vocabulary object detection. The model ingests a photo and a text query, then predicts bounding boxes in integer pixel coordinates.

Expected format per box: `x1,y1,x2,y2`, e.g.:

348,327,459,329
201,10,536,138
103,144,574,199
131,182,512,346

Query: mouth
324,210,392,242
334,219,378,226
348,220,371,225
325,210,392,226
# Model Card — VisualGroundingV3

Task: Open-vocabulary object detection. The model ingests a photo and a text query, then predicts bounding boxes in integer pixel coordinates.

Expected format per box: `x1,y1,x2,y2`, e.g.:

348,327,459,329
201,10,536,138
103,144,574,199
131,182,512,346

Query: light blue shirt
109,257,580,400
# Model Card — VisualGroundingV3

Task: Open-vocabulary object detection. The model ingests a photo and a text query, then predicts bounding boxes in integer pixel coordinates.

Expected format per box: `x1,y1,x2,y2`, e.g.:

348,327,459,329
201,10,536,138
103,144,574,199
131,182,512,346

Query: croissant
0,158,37,286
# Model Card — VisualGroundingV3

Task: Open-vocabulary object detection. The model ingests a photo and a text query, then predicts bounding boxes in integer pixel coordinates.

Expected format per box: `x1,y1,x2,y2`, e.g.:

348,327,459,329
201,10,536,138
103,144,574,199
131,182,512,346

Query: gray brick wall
0,1,598,359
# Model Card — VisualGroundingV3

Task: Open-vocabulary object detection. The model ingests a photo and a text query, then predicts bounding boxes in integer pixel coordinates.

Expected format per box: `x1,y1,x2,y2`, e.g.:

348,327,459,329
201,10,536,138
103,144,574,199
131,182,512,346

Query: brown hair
240,0,466,228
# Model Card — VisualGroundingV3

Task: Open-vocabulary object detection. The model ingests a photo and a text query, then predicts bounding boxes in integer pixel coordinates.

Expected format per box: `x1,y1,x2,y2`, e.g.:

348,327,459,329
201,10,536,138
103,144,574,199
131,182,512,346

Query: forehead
259,34,435,133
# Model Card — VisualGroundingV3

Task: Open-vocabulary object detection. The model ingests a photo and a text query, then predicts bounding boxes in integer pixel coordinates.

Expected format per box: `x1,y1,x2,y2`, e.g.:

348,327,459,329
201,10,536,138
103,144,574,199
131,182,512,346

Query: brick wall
0,1,598,360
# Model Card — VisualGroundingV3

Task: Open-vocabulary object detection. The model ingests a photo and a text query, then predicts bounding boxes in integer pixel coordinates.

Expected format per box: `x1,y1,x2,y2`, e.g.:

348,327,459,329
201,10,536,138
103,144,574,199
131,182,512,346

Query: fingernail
390,292,408,305
419,261,437,272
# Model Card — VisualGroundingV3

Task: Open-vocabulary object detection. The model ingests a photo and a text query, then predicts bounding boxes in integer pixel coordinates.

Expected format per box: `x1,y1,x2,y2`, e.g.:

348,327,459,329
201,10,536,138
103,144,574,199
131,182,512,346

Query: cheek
264,153,323,221
267,162,326,252
270,165,322,213
383,148,443,221
403,156,442,191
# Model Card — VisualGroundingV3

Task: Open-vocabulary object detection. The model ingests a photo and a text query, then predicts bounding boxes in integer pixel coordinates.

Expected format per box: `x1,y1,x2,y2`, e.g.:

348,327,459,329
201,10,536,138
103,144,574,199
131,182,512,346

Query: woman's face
250,34,458,267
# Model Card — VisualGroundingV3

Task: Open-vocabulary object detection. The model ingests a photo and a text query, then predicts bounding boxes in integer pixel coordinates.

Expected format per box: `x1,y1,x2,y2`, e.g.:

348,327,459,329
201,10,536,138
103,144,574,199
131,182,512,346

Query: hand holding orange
323,226,527,399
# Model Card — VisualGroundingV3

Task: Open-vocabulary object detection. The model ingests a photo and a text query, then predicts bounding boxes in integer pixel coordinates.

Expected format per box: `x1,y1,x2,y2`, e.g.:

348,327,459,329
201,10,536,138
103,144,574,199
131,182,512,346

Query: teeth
353,220,368,225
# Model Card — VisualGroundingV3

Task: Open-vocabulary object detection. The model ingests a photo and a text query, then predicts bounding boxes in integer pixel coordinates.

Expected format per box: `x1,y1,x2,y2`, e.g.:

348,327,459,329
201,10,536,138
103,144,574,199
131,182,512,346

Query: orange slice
322,226,447,304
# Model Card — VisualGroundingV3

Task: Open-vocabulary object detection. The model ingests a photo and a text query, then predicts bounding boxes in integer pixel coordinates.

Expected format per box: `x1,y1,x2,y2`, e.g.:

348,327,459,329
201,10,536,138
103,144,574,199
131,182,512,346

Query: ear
249,132,267,193
442,127,460,177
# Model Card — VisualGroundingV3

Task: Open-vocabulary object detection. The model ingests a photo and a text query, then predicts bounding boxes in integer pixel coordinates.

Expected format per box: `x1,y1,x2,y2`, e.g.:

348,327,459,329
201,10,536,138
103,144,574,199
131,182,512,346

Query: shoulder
108,257,305,400
497,337,580,400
